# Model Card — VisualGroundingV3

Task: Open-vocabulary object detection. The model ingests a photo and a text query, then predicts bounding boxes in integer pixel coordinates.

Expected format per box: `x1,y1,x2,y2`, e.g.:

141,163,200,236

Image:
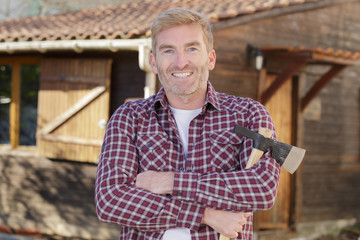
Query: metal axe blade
281,145,306,174
233,125,306,174
271,141,306,174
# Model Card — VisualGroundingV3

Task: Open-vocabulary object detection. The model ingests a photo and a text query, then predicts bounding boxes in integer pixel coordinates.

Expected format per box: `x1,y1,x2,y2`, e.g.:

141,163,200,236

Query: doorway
254,73,296,230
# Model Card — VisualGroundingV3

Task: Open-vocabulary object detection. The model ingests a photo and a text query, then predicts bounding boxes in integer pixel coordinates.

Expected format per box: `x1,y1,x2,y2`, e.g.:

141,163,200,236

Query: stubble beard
158,64,209,97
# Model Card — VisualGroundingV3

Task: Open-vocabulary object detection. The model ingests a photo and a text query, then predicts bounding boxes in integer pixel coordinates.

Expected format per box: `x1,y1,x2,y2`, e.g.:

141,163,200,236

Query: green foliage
20,64,40,107
0,65,11,97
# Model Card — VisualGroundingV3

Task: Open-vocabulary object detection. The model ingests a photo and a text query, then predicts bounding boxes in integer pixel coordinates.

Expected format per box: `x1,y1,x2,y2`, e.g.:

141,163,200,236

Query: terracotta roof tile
262,46,360,64
0,0,320,43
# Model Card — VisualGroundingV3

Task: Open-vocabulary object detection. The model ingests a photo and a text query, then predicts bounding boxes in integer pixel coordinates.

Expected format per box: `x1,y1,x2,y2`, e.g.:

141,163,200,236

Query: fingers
236,212,250,226
244,212,252,218
232,213,251,236
228,214,248,237
202,208,252,238
222,230,238,239
237,217,247,227
235,224,244,233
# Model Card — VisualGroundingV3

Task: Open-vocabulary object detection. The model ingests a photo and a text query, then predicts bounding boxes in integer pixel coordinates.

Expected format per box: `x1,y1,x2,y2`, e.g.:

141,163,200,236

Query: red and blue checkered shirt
95,82,280,240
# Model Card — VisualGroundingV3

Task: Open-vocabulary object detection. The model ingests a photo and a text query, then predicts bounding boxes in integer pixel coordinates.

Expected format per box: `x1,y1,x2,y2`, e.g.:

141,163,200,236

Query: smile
172,72,192,78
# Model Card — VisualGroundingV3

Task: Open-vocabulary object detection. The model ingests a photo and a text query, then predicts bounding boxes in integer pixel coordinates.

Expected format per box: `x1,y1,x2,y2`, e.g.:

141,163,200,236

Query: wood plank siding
210,1,360,226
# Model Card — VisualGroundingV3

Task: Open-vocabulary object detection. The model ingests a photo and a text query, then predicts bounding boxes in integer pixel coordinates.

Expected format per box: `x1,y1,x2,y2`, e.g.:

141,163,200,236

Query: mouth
172,72,193,78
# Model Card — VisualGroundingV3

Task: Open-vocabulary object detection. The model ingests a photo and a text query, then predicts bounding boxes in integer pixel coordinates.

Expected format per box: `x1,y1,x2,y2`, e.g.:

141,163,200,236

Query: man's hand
201,207,251,238
135,170,175,195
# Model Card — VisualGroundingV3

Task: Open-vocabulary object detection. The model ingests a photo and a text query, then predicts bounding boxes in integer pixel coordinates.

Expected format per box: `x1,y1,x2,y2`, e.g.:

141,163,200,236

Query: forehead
155,24,206,49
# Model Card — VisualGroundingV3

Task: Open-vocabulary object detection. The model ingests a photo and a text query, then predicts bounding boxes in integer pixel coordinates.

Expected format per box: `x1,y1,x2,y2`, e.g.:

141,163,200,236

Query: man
95,7,280,240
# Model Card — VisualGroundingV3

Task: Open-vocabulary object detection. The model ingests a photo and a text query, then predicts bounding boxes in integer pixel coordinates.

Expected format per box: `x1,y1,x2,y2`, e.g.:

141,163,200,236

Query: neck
166,89,206,110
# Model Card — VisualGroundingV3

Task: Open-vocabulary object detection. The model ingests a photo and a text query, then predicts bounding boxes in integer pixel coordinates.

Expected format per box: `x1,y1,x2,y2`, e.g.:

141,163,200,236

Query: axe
233,125,306,174
219,126,305,240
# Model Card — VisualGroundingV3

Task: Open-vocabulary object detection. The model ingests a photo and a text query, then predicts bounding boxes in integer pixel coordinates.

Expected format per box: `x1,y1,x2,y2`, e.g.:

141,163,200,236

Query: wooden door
36,58,112,163
254,74,293,230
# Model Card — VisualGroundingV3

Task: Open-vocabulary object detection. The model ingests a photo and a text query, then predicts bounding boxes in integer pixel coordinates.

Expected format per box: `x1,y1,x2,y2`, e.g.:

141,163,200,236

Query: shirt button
180,168,185,171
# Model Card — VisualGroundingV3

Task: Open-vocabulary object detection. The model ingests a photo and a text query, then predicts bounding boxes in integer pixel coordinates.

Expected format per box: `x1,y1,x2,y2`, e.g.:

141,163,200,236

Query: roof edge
0,38,152,54
213,0,358,30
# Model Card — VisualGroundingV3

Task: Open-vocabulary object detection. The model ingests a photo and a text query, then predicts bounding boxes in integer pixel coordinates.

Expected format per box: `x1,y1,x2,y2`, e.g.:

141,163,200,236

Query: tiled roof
262,46,360,62
0,0,320,43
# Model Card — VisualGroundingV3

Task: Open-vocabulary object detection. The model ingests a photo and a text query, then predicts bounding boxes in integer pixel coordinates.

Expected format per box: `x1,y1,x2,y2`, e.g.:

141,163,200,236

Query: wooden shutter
36,58,112,163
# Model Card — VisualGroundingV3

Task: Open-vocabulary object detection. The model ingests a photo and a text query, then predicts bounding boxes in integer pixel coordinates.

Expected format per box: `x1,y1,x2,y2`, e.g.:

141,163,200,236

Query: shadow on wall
0,154,119,239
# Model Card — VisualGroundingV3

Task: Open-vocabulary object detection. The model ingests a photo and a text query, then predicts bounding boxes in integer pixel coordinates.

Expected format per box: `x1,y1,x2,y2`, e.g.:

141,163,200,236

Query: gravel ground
0,233,43,240
314,224,360,240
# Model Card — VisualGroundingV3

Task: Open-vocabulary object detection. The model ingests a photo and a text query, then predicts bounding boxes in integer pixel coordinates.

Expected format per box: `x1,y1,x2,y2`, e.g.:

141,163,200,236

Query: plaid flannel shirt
95,81,281,240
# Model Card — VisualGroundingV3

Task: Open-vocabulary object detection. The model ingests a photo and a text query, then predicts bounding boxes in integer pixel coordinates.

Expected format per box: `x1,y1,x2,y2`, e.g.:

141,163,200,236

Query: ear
208,50,216,71
149,52,158,74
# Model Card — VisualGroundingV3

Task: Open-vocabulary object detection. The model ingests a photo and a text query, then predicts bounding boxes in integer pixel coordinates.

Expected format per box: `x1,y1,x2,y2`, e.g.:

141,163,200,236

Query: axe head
271,141,306,174
233,125,306,174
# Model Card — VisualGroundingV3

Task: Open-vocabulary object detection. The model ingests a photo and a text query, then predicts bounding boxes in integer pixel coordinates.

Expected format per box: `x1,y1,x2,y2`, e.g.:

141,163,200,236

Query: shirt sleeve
172,100,281,212
94,106,205,232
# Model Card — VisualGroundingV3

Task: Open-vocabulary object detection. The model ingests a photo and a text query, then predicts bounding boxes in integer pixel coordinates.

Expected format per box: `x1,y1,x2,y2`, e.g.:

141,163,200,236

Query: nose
174,51,189,69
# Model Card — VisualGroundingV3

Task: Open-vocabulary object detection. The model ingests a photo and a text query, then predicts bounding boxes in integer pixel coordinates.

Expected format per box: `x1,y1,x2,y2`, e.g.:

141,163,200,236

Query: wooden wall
110,51,145,114
44,51,146,116
211,1,360,224
37,58,111,163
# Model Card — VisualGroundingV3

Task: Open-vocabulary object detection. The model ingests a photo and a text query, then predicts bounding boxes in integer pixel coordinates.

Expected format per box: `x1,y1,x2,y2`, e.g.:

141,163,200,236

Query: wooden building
0,0,359,239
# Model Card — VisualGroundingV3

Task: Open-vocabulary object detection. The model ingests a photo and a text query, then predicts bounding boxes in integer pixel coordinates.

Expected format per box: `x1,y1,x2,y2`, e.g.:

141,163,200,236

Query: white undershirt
162,106,202,240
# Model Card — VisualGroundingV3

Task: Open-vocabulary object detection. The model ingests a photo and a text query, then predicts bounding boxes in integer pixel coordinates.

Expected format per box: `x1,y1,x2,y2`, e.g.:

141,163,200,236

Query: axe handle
245,127,274,168
219,127,274,240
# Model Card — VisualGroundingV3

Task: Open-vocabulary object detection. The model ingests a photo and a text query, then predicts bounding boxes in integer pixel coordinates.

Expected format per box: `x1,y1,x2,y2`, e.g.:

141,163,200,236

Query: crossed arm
136,170,251,238
95,103,280,238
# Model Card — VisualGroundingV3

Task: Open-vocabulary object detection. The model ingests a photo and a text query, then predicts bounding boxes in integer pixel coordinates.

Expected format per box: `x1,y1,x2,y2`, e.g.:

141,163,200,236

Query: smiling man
95,8,280,240
150,23,214,110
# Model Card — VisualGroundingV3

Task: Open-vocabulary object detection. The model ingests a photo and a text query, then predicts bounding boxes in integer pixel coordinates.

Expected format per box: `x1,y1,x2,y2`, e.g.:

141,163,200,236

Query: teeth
173,72,191,78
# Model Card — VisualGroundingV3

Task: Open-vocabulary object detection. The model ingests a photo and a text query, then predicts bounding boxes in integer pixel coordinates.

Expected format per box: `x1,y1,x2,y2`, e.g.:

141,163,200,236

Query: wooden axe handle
219,127,274,240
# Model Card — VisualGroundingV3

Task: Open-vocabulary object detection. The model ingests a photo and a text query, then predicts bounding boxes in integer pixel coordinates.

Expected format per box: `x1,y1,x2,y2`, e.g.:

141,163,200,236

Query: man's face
150,24,216,99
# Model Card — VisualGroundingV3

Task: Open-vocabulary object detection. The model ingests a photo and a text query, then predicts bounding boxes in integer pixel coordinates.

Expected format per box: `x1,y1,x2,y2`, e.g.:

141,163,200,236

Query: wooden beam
260,59,307,104
0,56,41,65
38,134,103,147
10,63,20,148
257,68,267,101
301,64,346,111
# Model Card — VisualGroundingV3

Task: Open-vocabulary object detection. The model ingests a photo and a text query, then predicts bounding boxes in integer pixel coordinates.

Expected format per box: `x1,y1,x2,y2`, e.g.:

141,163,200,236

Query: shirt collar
153,81,221,112
204,81,221,111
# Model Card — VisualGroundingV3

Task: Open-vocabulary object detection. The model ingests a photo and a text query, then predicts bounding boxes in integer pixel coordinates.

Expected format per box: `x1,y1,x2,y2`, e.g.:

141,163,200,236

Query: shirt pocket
210,131,244,172
137,134,169,171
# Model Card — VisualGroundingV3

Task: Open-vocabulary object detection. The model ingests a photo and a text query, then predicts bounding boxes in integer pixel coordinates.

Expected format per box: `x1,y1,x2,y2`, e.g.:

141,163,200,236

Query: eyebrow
158,44,174,51
185,41,202,48
158,41,202,51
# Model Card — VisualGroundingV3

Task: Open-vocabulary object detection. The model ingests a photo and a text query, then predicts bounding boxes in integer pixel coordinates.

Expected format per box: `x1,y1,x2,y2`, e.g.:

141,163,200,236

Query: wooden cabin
0,0,359,239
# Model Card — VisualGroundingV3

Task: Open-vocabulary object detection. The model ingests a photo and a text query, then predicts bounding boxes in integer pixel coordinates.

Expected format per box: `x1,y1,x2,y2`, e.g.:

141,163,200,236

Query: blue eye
163,49,173,54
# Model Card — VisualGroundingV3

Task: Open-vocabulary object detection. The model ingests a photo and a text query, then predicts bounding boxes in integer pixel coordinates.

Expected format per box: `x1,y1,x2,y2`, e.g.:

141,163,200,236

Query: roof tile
0,0,321,43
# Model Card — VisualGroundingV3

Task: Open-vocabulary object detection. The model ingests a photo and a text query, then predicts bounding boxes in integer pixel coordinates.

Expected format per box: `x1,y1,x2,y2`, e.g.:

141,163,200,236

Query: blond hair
150,8,214,53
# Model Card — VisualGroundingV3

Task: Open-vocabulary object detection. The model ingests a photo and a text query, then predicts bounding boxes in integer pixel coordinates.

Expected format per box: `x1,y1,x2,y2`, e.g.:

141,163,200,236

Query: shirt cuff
164,199,205,230
172,171,200,202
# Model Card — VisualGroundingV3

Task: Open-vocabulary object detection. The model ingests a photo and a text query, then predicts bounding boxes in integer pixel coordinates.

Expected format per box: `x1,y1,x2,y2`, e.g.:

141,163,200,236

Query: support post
10,63,20,148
